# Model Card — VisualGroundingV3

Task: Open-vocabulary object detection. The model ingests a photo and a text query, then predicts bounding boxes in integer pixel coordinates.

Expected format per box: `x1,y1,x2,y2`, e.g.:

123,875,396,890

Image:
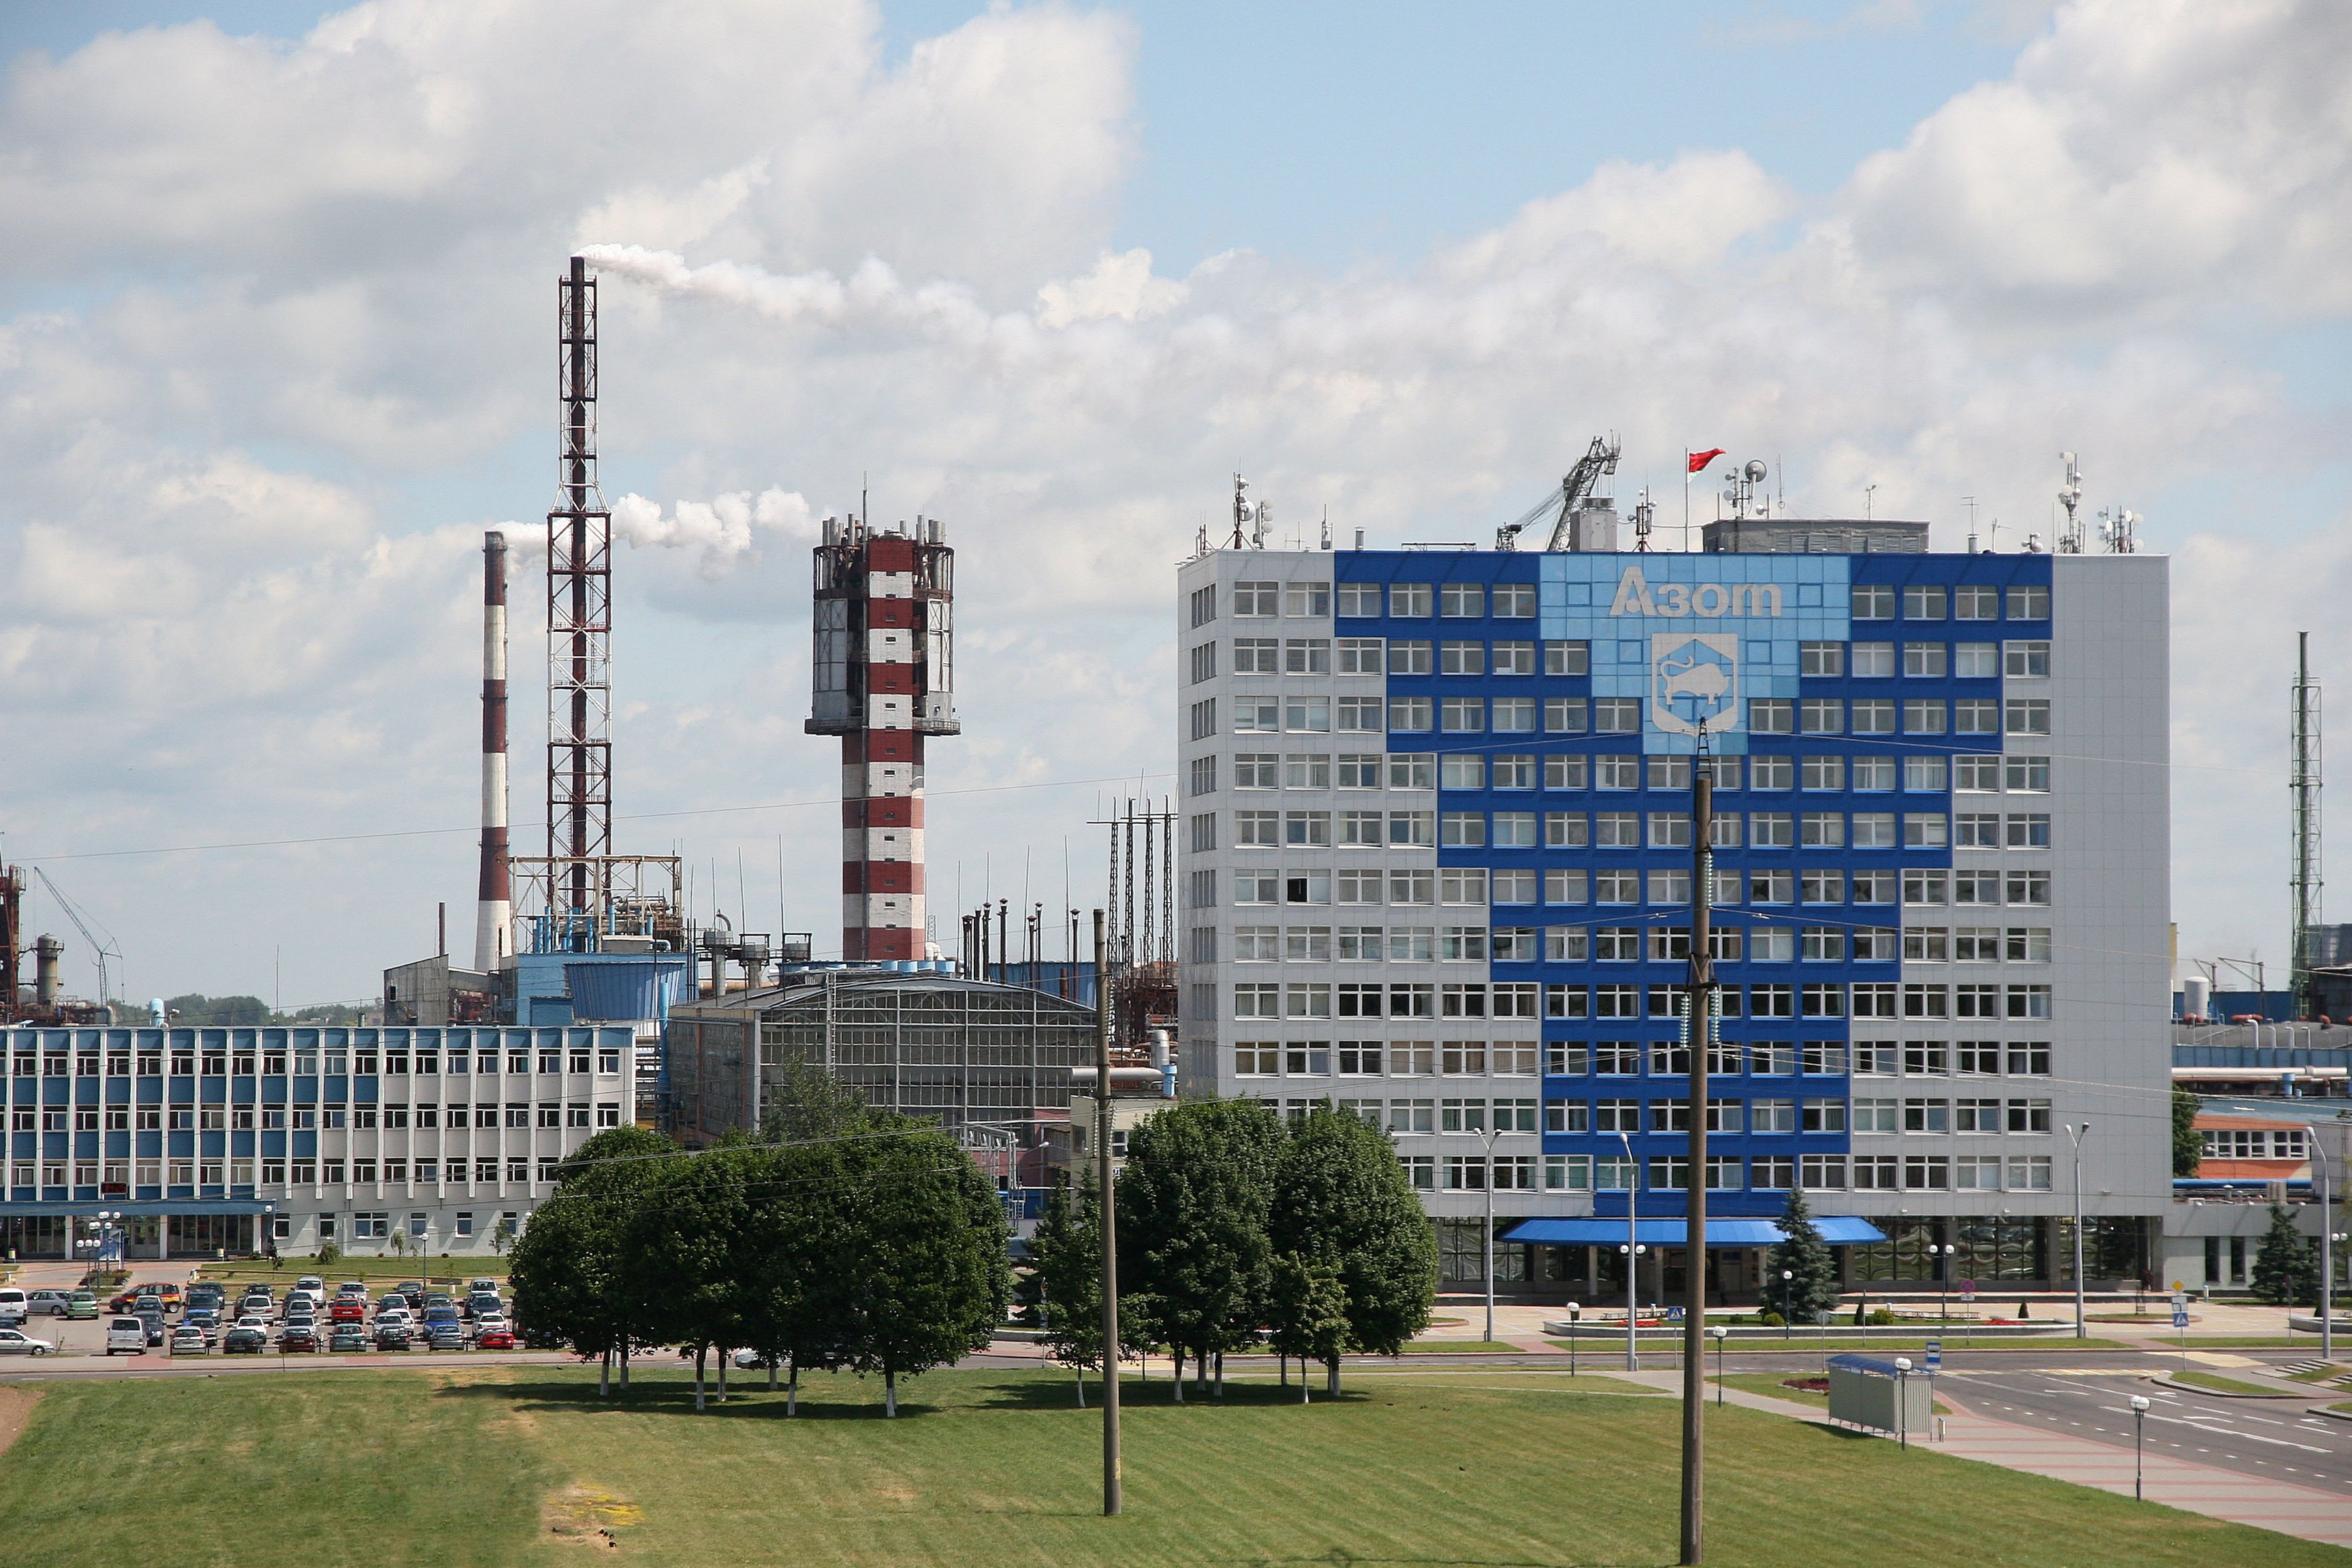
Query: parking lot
0,1259,565,1370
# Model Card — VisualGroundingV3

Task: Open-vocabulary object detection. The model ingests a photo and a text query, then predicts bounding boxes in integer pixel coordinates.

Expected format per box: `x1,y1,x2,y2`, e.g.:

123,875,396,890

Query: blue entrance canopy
0,1199,272,1219
1501,1216,1886,1247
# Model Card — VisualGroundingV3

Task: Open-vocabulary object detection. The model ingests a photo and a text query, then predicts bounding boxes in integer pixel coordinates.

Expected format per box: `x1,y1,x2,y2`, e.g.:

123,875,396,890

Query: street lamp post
2314,1137,2334,1362
2129,1394,2150,1499
1482,1126,1500,1346
2067,1122,2091,1338
1566,1302,1580,1377
1893,1356,1913,1450
1710,1326,1728,1406
1619,1129,1640,1372
1780,1268,1794,1341
1933,1243,1956,1330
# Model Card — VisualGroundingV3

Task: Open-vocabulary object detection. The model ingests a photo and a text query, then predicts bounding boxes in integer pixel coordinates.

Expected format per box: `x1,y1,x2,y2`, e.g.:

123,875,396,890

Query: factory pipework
475,529,512,970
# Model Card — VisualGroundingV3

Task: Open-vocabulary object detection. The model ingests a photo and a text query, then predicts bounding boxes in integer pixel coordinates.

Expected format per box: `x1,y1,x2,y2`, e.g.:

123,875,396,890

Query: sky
0,0,2347,1008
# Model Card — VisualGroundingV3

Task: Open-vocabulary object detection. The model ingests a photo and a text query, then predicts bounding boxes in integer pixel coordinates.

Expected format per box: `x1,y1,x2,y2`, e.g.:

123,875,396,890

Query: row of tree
508,1078,1009,1415
1026,1098,1438,1401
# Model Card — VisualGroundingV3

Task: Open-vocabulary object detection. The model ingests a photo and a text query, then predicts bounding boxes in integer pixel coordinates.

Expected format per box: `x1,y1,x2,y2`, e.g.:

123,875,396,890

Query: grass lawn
2287,1364,2350,1384
193,1257,508,1290
2165,1369,2300,1398
1399,1339,1533,1354
0,1366,2342,1567
1550,1336,2127,1355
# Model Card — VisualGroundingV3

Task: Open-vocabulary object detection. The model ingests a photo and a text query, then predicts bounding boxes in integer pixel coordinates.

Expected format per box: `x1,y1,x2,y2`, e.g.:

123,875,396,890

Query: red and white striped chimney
808,514,958,962
475,529,511,970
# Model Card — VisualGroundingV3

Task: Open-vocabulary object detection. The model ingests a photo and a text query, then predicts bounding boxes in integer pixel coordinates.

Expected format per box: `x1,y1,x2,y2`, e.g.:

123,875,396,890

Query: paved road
1935,1367,2352,1495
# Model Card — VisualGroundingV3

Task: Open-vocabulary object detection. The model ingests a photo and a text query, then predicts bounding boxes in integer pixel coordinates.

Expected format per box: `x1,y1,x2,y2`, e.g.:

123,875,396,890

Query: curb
2146,1374,2307,1400
2304,1404,2352,1422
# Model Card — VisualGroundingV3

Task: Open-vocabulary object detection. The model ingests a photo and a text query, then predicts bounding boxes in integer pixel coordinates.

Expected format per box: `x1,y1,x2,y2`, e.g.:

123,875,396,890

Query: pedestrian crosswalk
2280,1360,2334,1376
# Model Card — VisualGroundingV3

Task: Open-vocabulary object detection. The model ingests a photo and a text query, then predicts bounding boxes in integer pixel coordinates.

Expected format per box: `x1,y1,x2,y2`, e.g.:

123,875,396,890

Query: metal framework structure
2293,629,2323,1015
547,255,612,928
1099,799,1175,1047
509,854,684,957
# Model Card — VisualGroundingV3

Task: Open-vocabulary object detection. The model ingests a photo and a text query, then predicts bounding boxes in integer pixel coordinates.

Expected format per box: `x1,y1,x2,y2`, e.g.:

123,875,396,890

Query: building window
1903,585,1946,620
1390,583,1432,618
1852,585,1894,620
2006,586,2049,620
1440,583,1484,618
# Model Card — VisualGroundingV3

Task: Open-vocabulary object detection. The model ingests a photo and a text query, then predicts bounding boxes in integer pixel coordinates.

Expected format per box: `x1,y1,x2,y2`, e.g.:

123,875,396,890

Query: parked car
25,1289,74,1317
296,1275,325,1295
373,1323,411,1351
465,1294,502,1322
0,1328,56,1356
168,1325,208,1356
183,1311,219,1345
475,1325,515,1350
107,1290,142,1314
132,1309,166,1346
221,1324,268,1354
425,1323,466,1351
0,1288,28,1324
338,1280,366,1298
238,1296,274,1322
279,1324,319,1353
64,1292,99,1321
106,1316,148,1354
732,1348,766,1370
329,1325,370,1353
329,1298,365,1324
377,1292,406,1314
396,1281,426,1310
468,1277,500,1295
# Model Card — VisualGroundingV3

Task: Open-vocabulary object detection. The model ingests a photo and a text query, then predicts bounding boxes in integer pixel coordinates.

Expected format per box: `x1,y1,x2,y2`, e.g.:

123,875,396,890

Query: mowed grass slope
0,1366,2342,1567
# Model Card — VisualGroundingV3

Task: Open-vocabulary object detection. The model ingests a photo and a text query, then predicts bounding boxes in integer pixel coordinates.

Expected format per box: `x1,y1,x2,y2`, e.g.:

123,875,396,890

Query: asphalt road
1940,1367,2352,1494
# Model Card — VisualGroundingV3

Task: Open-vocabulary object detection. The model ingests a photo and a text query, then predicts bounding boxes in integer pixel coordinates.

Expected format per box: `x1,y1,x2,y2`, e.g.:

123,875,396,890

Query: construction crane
1494,434,1622,551
31,867,122,1006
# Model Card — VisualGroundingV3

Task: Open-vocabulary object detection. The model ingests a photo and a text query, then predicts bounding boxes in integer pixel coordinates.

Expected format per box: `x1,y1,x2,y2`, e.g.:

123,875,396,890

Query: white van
0,1288,26,1325
106,1315,148,1354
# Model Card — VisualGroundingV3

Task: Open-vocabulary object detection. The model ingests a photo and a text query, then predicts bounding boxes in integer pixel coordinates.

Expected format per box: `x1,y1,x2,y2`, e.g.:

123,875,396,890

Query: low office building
0,1023,632,1259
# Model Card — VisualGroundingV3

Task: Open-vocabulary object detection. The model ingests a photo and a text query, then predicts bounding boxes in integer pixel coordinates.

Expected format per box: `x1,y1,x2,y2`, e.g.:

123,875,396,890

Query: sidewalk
1620,1368,2352,1550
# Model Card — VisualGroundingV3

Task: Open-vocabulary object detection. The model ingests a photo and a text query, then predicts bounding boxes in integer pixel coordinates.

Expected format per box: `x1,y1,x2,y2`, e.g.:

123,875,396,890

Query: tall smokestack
808,513,958,962
475,530,512,970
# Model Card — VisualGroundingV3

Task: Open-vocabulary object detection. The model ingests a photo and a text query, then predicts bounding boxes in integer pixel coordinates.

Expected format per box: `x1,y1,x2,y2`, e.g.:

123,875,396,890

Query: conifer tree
2252,1202,2319,1306
1764,1187,1841,1324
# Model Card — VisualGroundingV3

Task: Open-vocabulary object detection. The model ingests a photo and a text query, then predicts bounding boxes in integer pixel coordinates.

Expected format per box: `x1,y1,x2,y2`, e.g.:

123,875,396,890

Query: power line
15,771,1175,864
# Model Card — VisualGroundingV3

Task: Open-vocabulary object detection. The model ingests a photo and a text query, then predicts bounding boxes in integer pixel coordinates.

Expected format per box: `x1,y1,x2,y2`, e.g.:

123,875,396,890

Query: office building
1176,531,2169,1298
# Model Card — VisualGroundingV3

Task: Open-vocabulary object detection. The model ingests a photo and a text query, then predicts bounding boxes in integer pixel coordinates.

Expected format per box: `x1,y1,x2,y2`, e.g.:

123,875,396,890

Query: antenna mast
2056,453,2084,554
2293,630,2323,1017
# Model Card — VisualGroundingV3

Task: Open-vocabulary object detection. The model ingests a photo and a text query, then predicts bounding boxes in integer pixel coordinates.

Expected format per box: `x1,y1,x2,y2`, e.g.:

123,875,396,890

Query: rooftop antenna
1633,488,1655,552
1962,496,1978,554
2293,630,2323,1018
1864,483,1877,522
1230,475,1248,550
1320,506,1331,551
2099,502,2138,554
2056,453,2084,554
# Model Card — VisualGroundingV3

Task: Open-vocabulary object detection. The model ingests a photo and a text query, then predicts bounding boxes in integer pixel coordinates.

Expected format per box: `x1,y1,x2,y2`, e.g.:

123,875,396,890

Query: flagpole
1683,451,1691,551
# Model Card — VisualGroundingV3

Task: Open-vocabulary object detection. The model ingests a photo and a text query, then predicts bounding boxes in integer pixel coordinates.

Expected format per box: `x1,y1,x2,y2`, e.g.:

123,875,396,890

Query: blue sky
0,1,2345,1004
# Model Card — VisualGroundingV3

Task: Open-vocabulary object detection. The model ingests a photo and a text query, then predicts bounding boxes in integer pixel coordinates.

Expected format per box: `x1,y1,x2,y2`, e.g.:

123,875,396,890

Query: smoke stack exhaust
475,529,512,970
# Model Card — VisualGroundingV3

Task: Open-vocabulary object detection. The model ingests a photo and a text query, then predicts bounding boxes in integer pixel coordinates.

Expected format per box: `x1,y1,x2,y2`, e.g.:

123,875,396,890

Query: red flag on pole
1687,449,1725,474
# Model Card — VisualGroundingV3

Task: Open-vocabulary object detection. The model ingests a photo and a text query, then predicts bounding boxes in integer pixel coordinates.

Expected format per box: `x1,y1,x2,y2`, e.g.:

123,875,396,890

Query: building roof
668,969,1098,1018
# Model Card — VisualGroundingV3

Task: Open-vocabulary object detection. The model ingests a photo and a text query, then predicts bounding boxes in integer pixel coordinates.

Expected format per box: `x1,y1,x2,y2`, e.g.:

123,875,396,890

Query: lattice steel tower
548,255,612,933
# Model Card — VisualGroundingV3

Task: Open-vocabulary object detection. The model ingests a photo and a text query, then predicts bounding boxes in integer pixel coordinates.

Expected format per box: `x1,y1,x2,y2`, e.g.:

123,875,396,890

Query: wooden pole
1095,909,1123,1516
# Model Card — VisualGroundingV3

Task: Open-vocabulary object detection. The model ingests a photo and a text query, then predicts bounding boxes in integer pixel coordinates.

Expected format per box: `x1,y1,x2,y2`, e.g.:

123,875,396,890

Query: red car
475,1326,515,1350
329,1298,365,1324
278,1325,319,1353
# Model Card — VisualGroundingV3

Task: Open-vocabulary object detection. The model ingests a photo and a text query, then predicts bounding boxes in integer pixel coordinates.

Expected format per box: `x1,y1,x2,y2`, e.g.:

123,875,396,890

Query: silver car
0,1327,57,1356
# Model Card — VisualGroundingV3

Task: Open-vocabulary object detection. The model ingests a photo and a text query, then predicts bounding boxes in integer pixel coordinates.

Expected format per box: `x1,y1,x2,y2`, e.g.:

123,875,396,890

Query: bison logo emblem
1651,633,1739,738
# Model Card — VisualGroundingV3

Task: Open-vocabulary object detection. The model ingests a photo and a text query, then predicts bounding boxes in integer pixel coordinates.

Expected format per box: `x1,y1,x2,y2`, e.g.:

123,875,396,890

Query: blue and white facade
1177,537,2170,1293
0,1025,633,1258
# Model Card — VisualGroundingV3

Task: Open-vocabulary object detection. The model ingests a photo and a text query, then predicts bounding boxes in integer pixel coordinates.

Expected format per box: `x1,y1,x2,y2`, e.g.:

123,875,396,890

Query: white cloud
0,0,2341,1000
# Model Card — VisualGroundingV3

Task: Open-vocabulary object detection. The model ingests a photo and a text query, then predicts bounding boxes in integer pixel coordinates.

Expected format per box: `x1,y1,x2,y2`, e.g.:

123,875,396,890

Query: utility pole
1094,909,1122,1516
2291,630,2322,1019
1681,743,1713,1566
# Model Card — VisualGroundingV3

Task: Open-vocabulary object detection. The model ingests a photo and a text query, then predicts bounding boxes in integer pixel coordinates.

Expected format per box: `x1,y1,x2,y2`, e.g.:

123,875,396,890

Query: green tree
1030,1180,1101,1403
1118,1098,1285,1400
621,1145,762,1411
1764,1187,1841,1324
833,1126,1011,1416
511,1126,673,1396
2251,1202,2319,1306
1269,1108,1436,1394
2174,1088,2204,1178
757,1055,870,1144
1266,1254,1351,1402
734,1136,857,1411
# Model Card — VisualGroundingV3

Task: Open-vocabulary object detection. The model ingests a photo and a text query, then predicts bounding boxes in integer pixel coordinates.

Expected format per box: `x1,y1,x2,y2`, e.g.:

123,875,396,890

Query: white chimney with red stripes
808,513,958,961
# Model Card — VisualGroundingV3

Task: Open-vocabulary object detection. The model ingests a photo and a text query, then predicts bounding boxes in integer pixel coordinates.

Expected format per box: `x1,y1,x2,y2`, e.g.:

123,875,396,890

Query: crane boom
1494,434,1623,551
30,866,121,1005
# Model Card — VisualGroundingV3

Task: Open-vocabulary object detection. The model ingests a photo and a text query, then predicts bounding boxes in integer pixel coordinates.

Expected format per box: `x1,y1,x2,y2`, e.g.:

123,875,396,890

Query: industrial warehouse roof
669,970,1098,1014
1501,1217,1887,1247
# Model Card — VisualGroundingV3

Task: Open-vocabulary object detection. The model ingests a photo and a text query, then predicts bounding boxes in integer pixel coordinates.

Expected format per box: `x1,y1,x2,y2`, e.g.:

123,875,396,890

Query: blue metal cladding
1337,548,2054,1219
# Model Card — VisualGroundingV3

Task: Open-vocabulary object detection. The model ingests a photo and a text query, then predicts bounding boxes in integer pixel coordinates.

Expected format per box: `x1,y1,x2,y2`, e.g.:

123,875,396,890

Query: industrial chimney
807,513,958,961
475,529,511,970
